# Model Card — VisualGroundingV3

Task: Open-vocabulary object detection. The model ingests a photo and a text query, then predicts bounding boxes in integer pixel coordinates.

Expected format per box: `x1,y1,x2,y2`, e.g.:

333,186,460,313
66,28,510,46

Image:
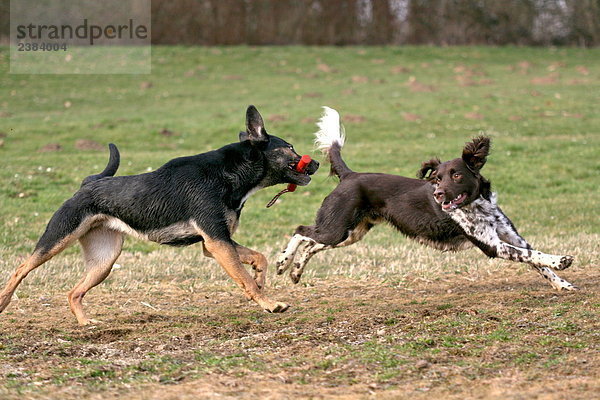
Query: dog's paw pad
290,264,304,284
290,273,301,284
557,255,574,270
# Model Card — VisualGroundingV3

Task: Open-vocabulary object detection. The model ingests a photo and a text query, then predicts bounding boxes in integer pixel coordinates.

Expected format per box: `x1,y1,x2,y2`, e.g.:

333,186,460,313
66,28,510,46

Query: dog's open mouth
441,193,467,211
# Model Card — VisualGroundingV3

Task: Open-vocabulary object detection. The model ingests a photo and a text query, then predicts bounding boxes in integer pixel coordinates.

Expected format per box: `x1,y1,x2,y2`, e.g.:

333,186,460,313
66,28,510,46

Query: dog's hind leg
289,241,329,283
276,231,314,275
278,187,364,275
290,221,376,283
289,220,376,283
0,210,92,315
68,227,123,325
0,252,55,314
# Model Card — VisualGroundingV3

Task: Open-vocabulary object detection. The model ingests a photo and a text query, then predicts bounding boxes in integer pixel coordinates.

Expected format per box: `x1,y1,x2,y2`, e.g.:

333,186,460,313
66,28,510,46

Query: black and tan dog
0,106,319,325
277,107,576,290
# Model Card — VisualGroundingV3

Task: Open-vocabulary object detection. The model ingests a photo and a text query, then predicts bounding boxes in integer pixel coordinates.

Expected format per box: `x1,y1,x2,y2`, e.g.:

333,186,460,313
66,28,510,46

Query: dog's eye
452,173,462,180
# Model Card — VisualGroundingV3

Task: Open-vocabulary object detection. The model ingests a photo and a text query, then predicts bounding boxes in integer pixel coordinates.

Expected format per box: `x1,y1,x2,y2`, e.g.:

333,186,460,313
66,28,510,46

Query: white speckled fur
447,193,576,290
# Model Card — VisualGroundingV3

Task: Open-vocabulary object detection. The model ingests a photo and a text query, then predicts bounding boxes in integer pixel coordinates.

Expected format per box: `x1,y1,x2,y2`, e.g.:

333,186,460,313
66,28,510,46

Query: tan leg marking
68,227,124,325
235,245,268,290
0,230,83,315
204,243,268,293
203,238,288,313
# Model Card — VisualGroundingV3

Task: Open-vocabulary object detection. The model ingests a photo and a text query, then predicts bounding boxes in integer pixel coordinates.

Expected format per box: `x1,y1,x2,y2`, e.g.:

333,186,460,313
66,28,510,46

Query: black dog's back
37,141,268,254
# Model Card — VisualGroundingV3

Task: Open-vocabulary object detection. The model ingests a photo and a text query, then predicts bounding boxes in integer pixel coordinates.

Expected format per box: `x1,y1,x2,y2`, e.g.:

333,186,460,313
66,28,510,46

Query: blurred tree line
2,0,598,46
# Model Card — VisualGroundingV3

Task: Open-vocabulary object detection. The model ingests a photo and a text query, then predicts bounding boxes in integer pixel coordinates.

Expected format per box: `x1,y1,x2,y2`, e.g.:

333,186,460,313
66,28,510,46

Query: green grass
0,46,598,257
0,46,599,398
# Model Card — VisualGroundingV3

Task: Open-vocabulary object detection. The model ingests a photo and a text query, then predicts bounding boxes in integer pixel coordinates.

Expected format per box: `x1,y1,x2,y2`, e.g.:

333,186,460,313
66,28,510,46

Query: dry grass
1,230,595,296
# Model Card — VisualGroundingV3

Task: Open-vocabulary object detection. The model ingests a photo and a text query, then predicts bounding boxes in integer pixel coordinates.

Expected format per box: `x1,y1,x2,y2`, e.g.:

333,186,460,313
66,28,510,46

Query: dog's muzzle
434,189,468,211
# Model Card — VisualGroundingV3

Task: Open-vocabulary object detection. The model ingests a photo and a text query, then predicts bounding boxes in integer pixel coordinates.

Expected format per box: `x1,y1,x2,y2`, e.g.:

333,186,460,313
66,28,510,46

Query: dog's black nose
434,189,445,201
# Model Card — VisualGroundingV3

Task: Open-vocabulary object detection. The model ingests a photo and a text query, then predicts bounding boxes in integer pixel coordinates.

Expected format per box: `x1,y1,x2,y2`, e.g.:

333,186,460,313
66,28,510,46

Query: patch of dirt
159,128,176,137
302,92,323,98
343,114,366,123
75,139,105,151
403,113,422,122
391,65,411,74
407,77,436,93
38,143,62,152
575,66,589,76
530,73,559,85
351,75,369,83
508,61,532,74
464,112,484,120
1,268,598,400
267,114,287,123
317,63,335,73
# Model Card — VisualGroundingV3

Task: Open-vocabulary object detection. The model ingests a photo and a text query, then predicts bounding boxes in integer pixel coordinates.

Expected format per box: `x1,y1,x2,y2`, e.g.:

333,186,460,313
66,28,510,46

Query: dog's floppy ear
417,158,441,179
462,136,490,171
240,105,269,144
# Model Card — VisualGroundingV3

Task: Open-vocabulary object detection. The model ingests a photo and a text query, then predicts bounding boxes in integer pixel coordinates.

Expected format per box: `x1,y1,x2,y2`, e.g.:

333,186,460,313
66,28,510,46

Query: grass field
0,46,599,399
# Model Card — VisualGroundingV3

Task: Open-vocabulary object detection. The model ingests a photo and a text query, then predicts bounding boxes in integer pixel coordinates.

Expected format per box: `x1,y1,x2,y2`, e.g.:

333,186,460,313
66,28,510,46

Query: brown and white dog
276,107,577,290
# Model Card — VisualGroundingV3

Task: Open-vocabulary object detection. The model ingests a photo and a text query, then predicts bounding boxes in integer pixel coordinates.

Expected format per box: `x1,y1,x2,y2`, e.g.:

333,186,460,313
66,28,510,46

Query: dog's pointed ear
462,136,490,171
417,158,441,179
241,105,269,144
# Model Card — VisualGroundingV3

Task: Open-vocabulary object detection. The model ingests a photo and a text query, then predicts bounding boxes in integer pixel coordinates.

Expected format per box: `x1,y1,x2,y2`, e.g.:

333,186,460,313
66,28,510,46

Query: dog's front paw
551,279,579,291
264,301,290,313
289,263,305,284
256,297,290,313
556,255,574,270
276,253,293,275
79,318,103,326
558,283,579,291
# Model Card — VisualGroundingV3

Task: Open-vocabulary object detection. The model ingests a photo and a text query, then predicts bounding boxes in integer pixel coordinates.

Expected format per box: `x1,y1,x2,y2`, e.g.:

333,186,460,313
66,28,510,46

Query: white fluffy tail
314,106,345,154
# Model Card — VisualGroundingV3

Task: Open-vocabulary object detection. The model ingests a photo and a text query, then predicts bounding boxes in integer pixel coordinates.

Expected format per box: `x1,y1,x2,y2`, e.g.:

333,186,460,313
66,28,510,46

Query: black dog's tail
81,143,120,186
314,107,353,180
